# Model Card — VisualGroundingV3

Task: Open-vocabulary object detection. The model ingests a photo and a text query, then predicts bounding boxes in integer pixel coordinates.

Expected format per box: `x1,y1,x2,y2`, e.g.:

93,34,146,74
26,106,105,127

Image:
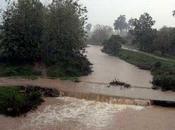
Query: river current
0,45,174,130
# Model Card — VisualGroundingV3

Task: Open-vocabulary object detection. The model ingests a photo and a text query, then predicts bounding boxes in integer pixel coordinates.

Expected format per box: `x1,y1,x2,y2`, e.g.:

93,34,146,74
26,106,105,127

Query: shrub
0,86,43,116
47,53,92,78
0,65,41,77
102,35,124,55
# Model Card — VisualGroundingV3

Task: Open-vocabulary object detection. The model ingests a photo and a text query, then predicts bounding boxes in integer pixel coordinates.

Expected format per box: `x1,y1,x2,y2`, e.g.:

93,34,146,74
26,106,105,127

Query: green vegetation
118,49,175,91
118,13,175,57
88,25,113,45
0,64,41,78
153,27,175,56
129,13,156,52
110,12,175,91
0,0,91,79
114,15,128,36
0,85,60,117
102,35,124,55
0,86,43,116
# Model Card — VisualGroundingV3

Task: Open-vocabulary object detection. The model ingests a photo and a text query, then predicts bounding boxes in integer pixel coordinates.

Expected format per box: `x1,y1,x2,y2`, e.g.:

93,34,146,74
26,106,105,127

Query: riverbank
0,62,91,81
117,49,175,91
0,85,59,116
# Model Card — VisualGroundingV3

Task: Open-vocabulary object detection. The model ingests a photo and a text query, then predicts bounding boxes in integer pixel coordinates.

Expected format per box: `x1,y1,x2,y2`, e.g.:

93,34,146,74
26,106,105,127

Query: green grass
118,49,175,69
0,86,43,116
117,49,175,91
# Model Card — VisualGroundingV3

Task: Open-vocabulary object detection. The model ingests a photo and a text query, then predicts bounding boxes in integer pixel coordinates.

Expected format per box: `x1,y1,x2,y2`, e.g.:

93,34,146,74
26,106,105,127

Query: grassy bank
0,86,43,116
117,49,175,91
0,86,60,117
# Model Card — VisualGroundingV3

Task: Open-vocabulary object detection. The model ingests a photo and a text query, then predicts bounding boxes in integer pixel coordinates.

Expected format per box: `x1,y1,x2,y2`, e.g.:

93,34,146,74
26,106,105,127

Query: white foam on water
20,97,144,130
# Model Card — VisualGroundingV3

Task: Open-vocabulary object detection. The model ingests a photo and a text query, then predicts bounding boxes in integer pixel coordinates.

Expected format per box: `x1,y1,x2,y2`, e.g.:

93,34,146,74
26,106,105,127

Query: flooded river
0,97,175,130
0,45,174,130
81,45,153,88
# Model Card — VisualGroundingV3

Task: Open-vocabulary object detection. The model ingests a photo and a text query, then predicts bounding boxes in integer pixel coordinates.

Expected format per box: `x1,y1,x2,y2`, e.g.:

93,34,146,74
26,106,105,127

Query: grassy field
118,49,175,91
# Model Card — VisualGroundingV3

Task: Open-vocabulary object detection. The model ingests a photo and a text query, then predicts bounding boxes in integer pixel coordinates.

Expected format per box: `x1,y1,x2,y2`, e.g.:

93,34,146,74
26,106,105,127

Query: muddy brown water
81,45,153,88
0,45,174,130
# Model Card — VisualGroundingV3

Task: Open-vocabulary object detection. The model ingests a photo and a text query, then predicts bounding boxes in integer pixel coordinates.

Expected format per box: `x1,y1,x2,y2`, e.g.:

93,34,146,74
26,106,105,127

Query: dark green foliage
42,0,87,64
47,53,92,78
117,49,175,91
0,64,41,77
1,0,44,63
0,0,91,78
152,64,175,91
129,13,156,52
102,35,124,55
153,73,175,91
153,27,175,56
0,86,43,116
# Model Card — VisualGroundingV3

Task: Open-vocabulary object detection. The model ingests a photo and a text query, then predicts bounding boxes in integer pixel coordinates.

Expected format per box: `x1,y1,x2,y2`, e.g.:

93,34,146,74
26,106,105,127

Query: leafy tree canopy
114,15,128,32
129,13,156,52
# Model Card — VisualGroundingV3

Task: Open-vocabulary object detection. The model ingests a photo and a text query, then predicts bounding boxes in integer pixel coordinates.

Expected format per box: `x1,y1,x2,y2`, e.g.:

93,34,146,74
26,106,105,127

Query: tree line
0,0,91,77
89,12,175,57
101,12,175,91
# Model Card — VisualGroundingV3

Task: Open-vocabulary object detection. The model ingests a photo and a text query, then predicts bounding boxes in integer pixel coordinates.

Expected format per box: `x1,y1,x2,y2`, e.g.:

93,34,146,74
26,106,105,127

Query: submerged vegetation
109,79,131,88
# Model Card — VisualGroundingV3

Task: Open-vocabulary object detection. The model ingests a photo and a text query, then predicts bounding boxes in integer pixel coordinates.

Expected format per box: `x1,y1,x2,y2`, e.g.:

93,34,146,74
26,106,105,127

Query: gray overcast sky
80,0,175,29
1,0,175,29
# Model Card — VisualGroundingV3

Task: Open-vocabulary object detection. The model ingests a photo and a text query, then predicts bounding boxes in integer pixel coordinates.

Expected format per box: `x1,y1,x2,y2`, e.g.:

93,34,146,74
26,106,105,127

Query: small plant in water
109,79,131,88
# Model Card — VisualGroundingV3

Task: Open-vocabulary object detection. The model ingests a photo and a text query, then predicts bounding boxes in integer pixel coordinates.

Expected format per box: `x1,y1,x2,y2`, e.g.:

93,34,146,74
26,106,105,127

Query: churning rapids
0,45,175,130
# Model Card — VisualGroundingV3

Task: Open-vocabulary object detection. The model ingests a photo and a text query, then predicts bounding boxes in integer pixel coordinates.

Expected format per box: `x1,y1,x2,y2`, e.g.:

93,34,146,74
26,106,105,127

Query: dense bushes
0,65,41,77
153,27,175,56
0,0,91,78
47,53,92,78
152,64,175,91
0,86,43,116
102,35,124,55
0,86,60,116
1,0,44,63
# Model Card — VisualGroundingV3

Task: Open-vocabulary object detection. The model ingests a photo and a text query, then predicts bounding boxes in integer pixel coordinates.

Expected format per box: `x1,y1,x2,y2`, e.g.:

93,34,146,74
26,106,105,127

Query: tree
85,23,92,39
129,13,156,52
43,0,91,76
102,35,124,55
85,23,92,32
90,25,113,45
1,0,92,76
1,0,44,63
153,27,175,56
114,15,128,34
